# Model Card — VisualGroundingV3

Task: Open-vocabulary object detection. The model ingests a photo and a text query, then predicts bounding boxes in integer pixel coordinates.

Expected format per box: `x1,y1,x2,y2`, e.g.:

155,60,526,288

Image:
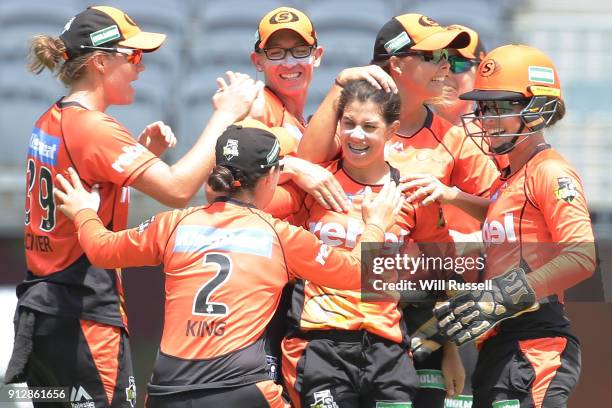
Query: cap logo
384,31,412,53
223,139,239,161
62,16,75,34
480,59,497,77
266,139,280,164
528,66,555,85
270,11,299,24
418,15,440,27
90,25,121,46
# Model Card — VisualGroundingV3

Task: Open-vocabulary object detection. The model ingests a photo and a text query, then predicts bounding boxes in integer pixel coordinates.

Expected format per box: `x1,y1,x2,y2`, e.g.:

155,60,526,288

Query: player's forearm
74,209,154,268
298,84,342,163
445,188,490,221
526,243,596,299
167,110,239,204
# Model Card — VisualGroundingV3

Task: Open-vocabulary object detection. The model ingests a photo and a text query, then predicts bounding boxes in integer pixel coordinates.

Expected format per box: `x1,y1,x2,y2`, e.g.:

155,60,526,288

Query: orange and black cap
255,7,317,51
371,13,470,63
60,6,166,60
449,24,486,61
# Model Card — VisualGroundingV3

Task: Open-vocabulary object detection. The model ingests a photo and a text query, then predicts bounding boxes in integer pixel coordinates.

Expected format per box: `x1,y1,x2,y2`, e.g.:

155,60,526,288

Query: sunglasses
79,45,143,64
448,55,479,74
261,45,314,61
476,100,526,116
394,49,449,64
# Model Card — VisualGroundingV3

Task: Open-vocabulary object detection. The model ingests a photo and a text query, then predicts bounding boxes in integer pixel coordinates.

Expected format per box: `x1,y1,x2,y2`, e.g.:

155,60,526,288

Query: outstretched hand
53,168,100,220
401,173,458,206
138,121,176,157
213,71,264,122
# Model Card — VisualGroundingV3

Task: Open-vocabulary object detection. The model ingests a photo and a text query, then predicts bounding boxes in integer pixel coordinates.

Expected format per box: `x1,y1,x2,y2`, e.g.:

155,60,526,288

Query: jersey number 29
25,158,56,231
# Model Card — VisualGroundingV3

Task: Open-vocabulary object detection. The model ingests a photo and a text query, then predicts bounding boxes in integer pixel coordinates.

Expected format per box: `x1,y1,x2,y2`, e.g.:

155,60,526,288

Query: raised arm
131,72,263,208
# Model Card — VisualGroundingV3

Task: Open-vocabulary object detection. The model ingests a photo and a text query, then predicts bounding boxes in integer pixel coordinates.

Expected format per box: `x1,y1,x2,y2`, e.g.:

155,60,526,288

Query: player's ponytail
28,35,65,75
27,35,104,86
208,165,267,196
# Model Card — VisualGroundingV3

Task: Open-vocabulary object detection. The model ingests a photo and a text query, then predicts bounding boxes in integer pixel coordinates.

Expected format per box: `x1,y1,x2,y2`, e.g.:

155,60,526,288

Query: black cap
216,124,285,175
59,6,165,60
371,14,470,63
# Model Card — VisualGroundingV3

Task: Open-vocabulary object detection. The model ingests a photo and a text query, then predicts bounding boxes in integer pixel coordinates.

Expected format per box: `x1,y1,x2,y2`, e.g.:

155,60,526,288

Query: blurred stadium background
0,1,610,407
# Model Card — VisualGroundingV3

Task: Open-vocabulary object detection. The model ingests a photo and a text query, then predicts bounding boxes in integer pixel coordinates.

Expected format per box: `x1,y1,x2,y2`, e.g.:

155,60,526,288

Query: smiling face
390,51,450,102
251,29,322,98
477,100,527,153
339,100,398,170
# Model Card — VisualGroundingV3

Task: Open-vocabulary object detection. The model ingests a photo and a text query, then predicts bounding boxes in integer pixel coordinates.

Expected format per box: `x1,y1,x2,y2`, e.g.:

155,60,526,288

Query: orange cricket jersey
20,100,159,326
385,108,499,238
73,198,380,391
267,160,452,344
24,100,159,275
480,146,595,341
261,87,305,155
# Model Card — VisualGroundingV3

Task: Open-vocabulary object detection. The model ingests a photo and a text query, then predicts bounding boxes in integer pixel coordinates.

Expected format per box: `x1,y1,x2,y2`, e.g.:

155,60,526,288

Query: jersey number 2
192,252,232,316
25,159,56,231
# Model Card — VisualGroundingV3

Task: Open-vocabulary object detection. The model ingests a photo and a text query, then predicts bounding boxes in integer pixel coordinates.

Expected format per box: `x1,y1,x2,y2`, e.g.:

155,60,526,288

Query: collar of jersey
213,196,257,209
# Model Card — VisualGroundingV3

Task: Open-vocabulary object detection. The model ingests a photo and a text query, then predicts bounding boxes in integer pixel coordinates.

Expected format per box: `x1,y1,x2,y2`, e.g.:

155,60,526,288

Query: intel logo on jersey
28,128,60,165
174,226,274,258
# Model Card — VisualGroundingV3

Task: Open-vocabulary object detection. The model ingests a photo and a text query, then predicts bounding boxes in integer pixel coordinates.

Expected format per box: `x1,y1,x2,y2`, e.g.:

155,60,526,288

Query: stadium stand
0,0,609,239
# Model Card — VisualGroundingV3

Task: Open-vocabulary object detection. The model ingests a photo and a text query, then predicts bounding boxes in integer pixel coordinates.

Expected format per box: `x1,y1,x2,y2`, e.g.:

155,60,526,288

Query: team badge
554,177,578,203
310,389,339,408
125,376,137,407
222,139,239,161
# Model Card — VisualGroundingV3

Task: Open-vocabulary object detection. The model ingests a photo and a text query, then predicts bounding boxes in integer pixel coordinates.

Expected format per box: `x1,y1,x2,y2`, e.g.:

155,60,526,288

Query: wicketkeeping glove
434,268,539,346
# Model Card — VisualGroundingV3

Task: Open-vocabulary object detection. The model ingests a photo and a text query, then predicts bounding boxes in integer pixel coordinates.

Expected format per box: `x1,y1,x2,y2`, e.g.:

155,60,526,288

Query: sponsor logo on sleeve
112,144,147,173
137,216,155,234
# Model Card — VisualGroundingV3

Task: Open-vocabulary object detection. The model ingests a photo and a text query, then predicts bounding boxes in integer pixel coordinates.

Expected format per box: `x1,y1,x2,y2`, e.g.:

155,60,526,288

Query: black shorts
412,347,446,408
145,380,287,408
19,310,135,408
472,336,580,408
292,330,418,408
